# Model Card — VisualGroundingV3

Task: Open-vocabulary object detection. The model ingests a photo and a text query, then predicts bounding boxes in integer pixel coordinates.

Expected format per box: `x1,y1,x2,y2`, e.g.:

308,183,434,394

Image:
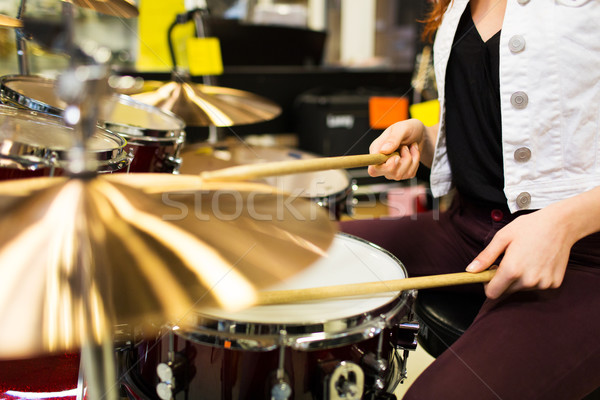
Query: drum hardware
391,321,420,351
361,331,390,392
48,151,59,176
0,149,58,174
389,320,420,386
270,330,293,400
324,360,364,400
126,148,135,173
154,329,188,400
14,0,28,75
156,360,186,400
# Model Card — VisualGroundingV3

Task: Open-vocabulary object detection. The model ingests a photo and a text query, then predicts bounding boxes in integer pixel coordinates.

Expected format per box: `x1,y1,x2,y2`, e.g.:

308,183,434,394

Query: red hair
421,0,453,42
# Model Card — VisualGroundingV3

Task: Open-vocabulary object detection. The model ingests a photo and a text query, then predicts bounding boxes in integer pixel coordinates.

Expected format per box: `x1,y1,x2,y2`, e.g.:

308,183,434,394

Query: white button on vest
514,147,532,162
516,192,532,209
509,35,526,53
511,92,529,109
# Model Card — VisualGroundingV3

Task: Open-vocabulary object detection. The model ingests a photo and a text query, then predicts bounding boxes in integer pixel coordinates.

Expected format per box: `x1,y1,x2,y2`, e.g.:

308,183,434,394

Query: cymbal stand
15,0,29,74
191,6,220,143
167,4,222,143
24,2,120,399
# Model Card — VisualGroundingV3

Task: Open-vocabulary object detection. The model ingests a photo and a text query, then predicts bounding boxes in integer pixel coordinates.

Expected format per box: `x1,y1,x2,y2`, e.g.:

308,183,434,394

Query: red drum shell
0,353,80,400
102,94,185,173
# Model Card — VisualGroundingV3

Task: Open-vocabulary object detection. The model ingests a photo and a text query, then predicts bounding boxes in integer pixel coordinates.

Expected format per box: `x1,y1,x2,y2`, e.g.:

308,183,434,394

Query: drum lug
126,149,135,173
47,151,59,177
361,352,389,376
165,156,182,174
155,352,186,400
324,361,364,400
390,321,419,351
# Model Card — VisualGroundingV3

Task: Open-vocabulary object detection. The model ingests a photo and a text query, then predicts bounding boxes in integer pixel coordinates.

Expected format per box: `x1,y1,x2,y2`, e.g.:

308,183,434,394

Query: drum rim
0,75,63,116
102,93,186,141
172,233,413,351
0,105,129,169
180,144,353,197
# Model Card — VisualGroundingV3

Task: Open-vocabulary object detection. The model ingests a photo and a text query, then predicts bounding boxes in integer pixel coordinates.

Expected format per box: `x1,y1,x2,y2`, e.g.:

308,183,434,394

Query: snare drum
0,75,186,173
122,233,418,400
0,105,129,180
180,143,355,219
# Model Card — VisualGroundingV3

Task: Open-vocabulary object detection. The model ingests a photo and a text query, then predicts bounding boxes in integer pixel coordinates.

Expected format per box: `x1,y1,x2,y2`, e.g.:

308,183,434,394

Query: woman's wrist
546,187,600,245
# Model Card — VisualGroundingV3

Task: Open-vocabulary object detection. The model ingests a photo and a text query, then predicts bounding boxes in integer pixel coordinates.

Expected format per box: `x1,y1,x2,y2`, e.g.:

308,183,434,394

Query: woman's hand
466,205,578,299
368,119,426,181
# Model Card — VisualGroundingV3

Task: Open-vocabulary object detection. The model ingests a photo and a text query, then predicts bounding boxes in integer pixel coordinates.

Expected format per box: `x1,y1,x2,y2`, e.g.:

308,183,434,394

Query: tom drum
0,104,128,180
0,75,186,173
180,143,355,219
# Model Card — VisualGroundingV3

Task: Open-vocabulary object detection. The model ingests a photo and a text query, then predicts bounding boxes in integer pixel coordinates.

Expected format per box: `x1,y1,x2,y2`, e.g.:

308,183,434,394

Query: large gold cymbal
66,0,139,18
0,174,336,358
0,14,22,28
130,81,282,127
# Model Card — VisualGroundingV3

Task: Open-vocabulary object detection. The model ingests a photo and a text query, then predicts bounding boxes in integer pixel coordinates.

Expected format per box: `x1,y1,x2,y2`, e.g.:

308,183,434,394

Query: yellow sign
409,99,440,127
187,37,223,76
136,0,193,71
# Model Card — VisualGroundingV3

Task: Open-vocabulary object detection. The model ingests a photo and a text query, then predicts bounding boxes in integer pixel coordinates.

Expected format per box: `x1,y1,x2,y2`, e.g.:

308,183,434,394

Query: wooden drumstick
200,152,400,182
256,270,496,306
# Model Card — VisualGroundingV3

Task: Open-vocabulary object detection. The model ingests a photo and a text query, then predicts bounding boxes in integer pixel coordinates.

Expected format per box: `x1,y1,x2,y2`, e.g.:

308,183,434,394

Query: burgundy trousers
339,194,600,400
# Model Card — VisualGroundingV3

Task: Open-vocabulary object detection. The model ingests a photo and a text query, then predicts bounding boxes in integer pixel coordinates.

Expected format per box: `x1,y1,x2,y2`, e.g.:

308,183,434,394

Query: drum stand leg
76,358,86,400
271,330,292,400
76,217,119,400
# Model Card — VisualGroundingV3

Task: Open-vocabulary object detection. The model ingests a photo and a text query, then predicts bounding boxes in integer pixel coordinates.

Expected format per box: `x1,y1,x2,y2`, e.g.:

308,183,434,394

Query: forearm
549,186,600,244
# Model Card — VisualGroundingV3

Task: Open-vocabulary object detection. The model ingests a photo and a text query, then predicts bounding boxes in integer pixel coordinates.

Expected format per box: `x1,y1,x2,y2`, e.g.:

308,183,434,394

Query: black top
444,4,506,206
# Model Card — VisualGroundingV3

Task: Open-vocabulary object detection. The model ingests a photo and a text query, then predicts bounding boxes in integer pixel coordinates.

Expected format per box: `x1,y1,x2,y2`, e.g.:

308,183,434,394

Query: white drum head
0,106,122,152
198,233,406,324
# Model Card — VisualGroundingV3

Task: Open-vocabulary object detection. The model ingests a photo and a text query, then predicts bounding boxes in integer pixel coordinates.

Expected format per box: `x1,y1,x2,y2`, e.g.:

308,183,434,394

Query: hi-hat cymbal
129,81,282,127
0,174,336,358
67,0,139,18
0,14,22,28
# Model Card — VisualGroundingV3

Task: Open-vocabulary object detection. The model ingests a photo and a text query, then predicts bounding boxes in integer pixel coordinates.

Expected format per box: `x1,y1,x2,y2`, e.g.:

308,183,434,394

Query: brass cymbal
0,14,22,28
67,0,139,18
130,81,282,127
0,174,336,358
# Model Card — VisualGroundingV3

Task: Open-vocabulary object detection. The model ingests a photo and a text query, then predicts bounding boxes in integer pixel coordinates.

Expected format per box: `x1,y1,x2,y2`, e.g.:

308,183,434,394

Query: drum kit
0,2,423,400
